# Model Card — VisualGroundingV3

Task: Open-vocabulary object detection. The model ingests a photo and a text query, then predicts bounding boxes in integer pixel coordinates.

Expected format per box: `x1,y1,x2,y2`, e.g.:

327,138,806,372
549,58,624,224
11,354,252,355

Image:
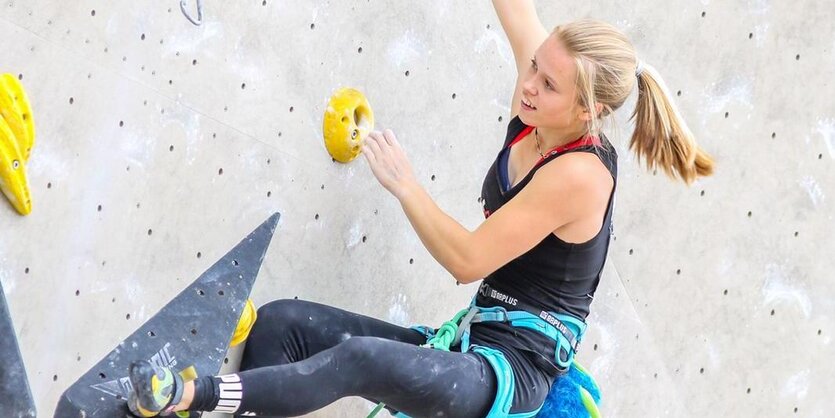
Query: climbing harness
367,282,588,418
179,0,203,26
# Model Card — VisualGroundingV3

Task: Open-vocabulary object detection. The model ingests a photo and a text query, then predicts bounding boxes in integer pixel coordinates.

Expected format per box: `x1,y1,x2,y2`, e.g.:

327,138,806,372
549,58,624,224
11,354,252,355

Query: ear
578,102,604,122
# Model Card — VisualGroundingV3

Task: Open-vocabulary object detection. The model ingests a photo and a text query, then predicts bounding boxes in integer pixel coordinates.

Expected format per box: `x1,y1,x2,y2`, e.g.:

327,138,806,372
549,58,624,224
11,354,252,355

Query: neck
536,125,589,150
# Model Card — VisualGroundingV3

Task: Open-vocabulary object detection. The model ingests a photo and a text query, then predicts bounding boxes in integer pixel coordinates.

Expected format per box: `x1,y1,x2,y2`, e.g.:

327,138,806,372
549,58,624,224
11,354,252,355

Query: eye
12,160,19,170
544,81,552,90
530,58,537,70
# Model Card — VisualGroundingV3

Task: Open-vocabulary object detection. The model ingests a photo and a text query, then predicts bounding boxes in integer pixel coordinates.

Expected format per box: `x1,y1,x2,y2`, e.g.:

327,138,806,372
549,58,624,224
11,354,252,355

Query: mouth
521,97,537,111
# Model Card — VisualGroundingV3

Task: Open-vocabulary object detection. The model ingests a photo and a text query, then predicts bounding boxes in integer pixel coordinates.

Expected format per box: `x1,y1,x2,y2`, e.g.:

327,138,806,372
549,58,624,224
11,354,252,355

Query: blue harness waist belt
461,282,587,368
397,282,589,417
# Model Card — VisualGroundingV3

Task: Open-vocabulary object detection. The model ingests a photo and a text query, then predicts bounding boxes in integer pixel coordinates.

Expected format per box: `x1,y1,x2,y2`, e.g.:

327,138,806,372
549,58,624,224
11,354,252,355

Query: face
518,35,590,131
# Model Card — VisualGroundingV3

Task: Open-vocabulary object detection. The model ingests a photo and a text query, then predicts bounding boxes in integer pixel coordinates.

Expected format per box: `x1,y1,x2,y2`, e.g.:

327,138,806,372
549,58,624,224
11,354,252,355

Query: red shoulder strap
535,135,601,167
507,126,535,148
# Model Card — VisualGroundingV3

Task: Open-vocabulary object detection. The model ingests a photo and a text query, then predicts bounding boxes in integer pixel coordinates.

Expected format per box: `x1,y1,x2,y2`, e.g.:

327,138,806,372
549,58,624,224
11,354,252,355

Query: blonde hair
553,19,714,185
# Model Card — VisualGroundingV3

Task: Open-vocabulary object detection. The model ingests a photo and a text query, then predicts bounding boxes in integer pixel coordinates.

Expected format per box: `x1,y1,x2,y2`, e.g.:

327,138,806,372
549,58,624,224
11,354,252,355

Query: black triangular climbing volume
54,212,281,418
0,281,37,418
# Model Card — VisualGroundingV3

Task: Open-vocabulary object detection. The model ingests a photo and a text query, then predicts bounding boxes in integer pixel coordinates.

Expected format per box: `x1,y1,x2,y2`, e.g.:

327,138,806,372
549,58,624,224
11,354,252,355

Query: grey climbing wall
0,1,832,417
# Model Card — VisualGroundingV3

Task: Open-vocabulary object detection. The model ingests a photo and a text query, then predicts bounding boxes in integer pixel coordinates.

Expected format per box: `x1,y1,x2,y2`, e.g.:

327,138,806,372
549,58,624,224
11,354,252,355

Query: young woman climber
126,1,714,417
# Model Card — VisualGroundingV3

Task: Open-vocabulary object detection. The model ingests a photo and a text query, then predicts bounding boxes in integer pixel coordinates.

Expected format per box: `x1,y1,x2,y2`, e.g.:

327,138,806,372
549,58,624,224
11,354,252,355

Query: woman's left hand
362,129,418,200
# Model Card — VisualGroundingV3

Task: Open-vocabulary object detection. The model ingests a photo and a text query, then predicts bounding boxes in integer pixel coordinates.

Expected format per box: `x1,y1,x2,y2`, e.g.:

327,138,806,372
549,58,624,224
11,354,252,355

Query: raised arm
492,0,549,118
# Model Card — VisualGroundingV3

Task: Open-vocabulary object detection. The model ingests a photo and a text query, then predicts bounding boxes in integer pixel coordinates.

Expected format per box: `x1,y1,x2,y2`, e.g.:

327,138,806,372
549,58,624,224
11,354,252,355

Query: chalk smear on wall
798,176,824,207
588,322,618,375
388,293,409,326
700,76,754,122
752,23,770,48
387,30,427,68
814,118,835,159
163,21,225,58
705,339,722,368
762,263,812,319
780,369,810,400
475,29,513,66
344,221,362,249
161,105,203,165
747,0,771,15
120,127,157,171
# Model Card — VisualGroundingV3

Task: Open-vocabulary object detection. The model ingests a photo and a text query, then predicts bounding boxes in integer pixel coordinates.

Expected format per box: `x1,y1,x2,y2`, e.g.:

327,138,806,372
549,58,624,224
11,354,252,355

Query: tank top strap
502,116,532,148
532,135,602,169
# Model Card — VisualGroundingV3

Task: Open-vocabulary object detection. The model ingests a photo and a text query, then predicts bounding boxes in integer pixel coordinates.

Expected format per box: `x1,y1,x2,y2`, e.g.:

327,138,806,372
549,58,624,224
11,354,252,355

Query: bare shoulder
530,152,614,202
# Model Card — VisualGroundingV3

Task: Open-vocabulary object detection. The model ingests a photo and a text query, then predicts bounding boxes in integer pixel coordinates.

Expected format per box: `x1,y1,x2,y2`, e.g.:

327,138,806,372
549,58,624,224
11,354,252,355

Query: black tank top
468,115,617,372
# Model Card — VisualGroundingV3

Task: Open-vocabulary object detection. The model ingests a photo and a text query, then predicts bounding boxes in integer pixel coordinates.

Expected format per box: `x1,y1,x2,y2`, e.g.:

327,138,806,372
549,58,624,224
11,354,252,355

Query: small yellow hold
323,87,374,163
230,299,257,347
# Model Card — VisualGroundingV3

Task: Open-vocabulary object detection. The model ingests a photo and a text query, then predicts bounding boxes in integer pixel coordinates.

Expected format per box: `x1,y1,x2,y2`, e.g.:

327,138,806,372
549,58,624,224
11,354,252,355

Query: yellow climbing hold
230,299,257,347
0,73,33,216
0,112,31,215
323,87,374,163
0,74,34,162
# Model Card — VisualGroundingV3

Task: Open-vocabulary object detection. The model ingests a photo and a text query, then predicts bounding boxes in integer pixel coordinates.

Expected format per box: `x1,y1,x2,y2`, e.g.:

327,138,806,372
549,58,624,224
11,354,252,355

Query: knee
247,298,312,339
335,336,387,368
256,298,301,320
240,299,319,368
256,298,316,326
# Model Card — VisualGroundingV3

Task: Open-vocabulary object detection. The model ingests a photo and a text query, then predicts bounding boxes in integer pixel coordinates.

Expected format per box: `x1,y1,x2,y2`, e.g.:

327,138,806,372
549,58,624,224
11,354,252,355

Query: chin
517,112,534,126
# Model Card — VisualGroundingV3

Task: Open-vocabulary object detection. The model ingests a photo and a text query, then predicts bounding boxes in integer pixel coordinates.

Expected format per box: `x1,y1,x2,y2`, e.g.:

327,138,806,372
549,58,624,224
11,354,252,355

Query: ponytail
630,63,714,185
553,19,715,185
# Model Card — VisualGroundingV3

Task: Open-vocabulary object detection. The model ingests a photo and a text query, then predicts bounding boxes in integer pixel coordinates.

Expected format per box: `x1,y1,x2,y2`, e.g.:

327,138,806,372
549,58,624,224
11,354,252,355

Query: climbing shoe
126,360,185,417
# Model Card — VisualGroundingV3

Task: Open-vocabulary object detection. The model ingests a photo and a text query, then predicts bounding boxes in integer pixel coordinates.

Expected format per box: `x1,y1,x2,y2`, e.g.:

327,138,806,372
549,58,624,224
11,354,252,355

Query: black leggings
194,299,498,417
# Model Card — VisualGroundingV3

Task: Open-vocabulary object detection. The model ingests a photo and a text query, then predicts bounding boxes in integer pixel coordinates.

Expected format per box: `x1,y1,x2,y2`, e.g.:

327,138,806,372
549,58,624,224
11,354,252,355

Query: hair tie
635,60,645,77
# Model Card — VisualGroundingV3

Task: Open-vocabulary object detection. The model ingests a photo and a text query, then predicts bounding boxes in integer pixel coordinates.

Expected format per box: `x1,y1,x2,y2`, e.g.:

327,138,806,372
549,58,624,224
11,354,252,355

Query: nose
521,77,536,96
